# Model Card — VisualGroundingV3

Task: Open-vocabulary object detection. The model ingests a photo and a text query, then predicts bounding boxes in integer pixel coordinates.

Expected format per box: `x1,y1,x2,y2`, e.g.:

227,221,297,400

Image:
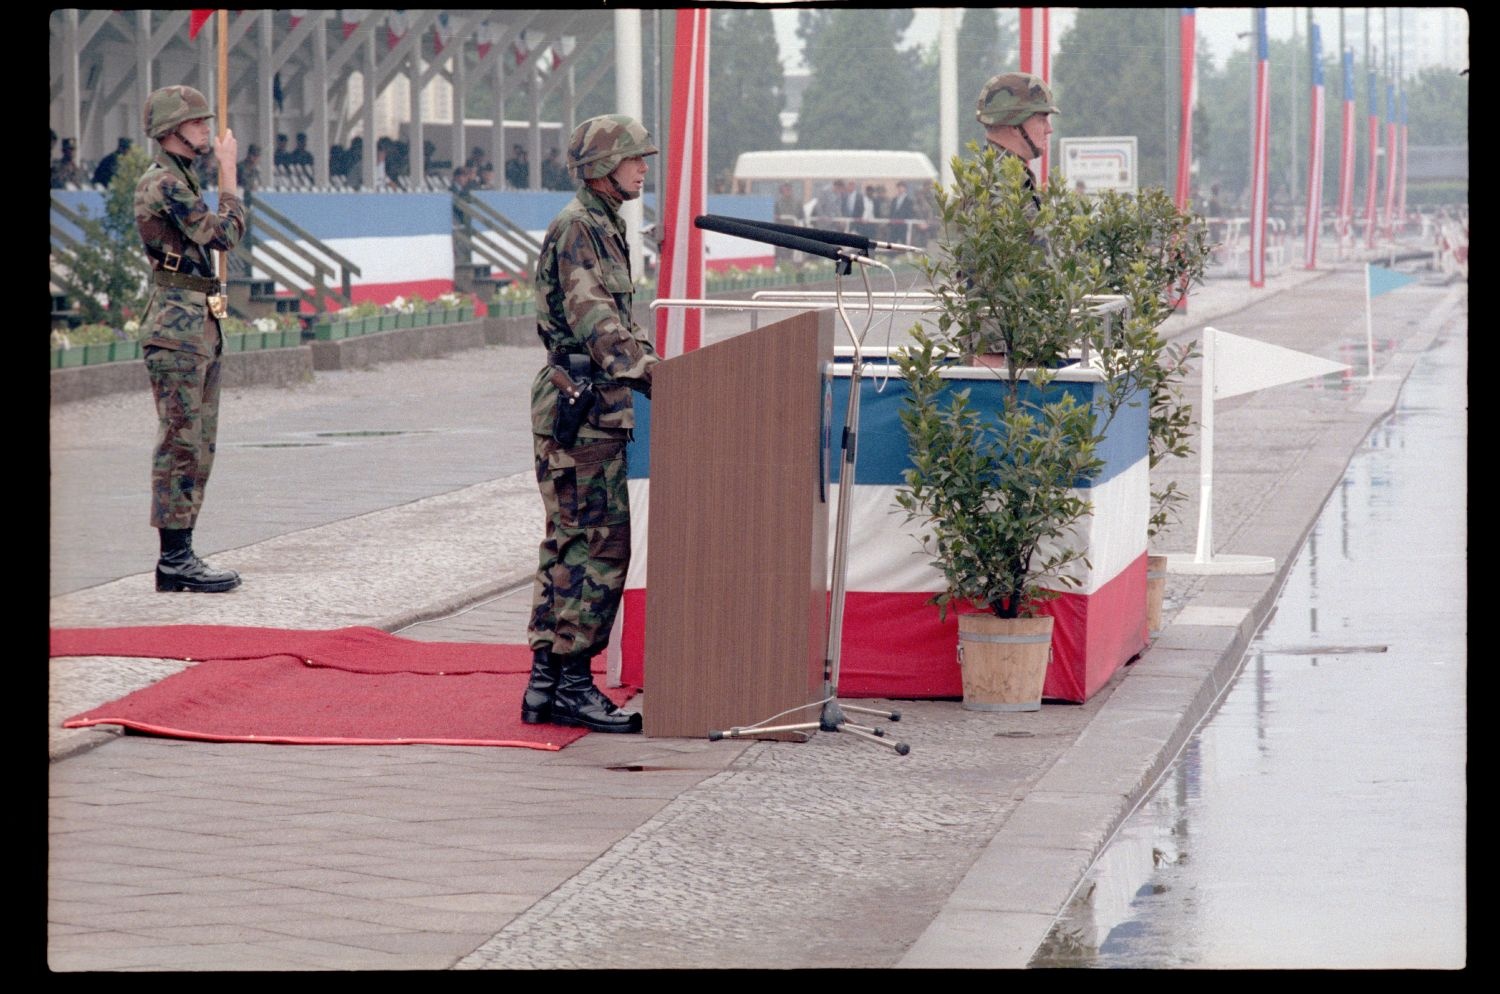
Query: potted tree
895,147,1111,711
1079,188,1210,635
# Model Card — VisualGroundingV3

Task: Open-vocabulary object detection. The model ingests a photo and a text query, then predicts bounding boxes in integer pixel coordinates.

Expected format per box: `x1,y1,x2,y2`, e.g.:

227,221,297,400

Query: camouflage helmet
143,85,214,140
568,114,658,181
975,72,1058,128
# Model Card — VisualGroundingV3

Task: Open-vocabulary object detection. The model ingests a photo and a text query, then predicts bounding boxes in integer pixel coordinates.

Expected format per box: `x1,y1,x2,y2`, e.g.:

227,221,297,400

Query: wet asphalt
47,245,1465,970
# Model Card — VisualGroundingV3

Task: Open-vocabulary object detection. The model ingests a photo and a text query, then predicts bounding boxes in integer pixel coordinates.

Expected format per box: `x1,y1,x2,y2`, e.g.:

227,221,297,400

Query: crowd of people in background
50,124,576,194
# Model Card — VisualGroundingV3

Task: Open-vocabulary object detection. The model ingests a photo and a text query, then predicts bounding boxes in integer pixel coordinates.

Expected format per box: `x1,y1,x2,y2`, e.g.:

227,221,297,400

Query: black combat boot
521,645,562,725
155,527,241,593
551,651,641,733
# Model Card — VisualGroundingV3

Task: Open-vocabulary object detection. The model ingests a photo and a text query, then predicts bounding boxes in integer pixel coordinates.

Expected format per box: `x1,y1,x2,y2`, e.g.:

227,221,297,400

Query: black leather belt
549,348,590,367
154,270,220,294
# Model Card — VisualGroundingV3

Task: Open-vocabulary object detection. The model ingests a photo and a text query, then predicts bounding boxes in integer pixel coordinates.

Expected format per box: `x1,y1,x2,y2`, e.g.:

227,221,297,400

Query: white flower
123,320,140,333
253,317,277,333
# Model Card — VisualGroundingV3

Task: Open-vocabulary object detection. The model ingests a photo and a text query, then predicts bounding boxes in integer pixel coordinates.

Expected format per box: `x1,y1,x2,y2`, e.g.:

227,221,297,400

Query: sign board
1059,136,1138,195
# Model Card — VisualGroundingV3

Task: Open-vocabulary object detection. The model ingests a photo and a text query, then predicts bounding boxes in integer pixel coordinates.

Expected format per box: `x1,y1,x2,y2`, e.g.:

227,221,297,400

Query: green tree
795,8,919,150
709,8,785,187
1053,8,1182,191
65,146,152,327
1404,67,1468,145
957,8,1017,116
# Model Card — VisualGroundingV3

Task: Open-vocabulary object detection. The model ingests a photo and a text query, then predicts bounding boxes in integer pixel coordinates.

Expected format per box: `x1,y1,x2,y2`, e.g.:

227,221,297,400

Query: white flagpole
1193,327,1216,564
1364,262,1376,379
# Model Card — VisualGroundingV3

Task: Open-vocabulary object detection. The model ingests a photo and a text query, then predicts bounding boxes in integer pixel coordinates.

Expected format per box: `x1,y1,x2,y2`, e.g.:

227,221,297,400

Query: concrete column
615,9,645,281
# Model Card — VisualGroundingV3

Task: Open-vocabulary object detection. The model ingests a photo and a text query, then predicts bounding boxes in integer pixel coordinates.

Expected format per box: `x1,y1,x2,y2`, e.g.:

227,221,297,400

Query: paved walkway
47,247,1466,969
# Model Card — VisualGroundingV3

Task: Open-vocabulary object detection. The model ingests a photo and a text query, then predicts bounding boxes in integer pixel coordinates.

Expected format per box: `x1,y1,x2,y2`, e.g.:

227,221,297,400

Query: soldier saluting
521,115,660,734
135,86,245,593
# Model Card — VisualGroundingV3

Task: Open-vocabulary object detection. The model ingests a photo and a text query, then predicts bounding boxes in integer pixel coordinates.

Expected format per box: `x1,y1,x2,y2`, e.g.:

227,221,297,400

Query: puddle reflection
1032,323,1466,969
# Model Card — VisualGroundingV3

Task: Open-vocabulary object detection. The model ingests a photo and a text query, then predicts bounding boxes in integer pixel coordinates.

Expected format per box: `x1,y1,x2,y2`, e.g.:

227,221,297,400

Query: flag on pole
1364,64,1380,248
1019,8,1051,186
432,13,451,56
340,10,368,41
288,10,307,31
1303,23,1325,269
1174,8,1196,212
386,10,409,52
475,21,496,61
1337,48,1356,245
1368,263,1416,297
1383,81,1397,238
188,10,214,40
1248,9,1269,288
1397,90,1409,229
655,7,709,359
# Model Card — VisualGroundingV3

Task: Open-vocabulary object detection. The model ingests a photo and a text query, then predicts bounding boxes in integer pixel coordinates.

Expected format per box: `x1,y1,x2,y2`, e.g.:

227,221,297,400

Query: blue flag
1368,264,1416,297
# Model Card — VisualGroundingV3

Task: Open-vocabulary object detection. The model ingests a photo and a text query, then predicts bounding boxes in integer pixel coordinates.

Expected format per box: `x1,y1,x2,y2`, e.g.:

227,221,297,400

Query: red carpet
51,625,638,751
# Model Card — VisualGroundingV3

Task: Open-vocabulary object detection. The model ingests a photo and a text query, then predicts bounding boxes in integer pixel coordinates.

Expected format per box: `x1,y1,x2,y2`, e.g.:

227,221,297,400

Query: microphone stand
696,216,909,755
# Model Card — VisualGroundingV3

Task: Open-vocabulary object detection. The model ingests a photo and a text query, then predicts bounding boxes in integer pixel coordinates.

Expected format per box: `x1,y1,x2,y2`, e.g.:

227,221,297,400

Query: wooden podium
643,311,833,738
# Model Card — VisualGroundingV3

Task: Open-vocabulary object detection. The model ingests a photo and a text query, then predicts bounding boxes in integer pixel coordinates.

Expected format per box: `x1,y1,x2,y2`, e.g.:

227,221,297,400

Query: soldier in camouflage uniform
135,85,246,593
521,114,660,734
975,71,1059,212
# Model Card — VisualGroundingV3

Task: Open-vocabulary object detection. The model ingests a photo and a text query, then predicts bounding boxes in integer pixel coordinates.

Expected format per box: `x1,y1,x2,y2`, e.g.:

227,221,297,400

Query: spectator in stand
842,180,867,231
92,137,133,187
342,136,365,186
51,137,83,188
505,143,529,189
541,146,571,190
479,161,497,190
288,132,314,168
814,179,846,221
237,144,262,193
273,132,289,167
466,145,487,171
774,182,803,224
887,180,923,244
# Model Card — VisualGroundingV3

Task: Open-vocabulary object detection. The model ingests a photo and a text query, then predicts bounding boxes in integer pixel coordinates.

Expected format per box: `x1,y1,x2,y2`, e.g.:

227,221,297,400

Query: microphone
729,216,922,254
694,215,874,267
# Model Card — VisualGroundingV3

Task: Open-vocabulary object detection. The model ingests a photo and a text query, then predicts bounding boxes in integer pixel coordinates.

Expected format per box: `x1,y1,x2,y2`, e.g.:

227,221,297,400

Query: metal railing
233,194,360,314
452,192,544,281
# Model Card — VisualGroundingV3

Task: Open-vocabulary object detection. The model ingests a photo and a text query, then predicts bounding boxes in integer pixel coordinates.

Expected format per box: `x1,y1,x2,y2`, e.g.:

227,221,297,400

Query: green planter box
239,333,263,352
441,307,460,325
379,313,398,331
111,340,142,362
83,343,114,365
410,310,430,328
458,305,474,322
358,316,380,336
395,312,413,329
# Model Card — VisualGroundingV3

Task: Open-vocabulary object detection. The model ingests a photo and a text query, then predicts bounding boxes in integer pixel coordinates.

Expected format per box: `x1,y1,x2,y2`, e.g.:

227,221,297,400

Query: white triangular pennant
1209,327,1350,400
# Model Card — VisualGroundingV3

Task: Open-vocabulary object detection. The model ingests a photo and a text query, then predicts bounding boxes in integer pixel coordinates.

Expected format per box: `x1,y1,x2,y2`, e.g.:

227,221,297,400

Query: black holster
551,353,597,447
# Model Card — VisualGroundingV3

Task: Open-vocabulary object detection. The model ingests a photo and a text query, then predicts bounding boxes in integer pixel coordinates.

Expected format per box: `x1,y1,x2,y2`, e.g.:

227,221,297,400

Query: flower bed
307,292,477,341
50,314,305,368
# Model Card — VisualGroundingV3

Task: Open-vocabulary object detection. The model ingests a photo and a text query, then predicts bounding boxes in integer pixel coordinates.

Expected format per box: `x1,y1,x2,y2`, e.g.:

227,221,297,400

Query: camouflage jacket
991,145,1041,215
530,185,658,441
135,149,245,357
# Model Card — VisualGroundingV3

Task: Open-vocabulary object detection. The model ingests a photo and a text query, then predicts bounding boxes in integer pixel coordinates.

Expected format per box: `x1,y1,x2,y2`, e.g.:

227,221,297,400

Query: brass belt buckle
162,251,183,272
207,291,228,318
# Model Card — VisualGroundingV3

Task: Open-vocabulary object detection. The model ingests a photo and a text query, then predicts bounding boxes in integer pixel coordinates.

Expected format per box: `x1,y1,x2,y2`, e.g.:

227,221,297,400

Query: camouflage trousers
528,435,632,658
146,345,222,530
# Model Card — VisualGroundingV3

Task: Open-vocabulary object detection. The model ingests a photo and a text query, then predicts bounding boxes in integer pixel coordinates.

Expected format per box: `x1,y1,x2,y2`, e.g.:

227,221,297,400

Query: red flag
1396,92,1409,231
655,8,709,359
432,13,451,56
1337,48,1356,246
386,10,409,52
188,10,214,40
1248,9,1269,288
1303,23,1325,269
1019,8,1050,186
341,10,367,42
1382,82,1397,238
288,10,306,30
1174,8,1196,212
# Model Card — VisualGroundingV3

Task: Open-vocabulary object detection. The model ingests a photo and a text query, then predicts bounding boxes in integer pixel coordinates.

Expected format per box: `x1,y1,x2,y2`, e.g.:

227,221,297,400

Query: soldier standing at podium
521,115,661,734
